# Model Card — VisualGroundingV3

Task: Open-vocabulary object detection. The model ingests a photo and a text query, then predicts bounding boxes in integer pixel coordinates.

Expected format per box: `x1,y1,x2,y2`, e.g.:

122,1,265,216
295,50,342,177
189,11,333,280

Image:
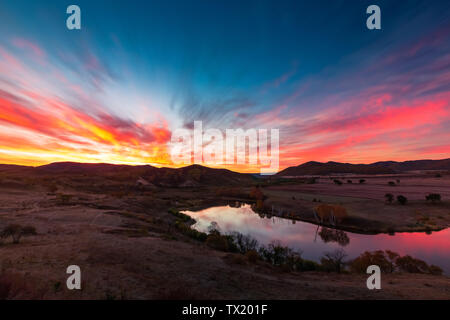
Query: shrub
397,195,407,205
425,193,441,203
320,249,347,273
1,224,36,244
299,259,321,271
385,193,394,203
359,179,366,184
388,181,396,186
428,265,443,276
206,233,229,251
258,241,303,270
333,179,343,186
396,255,430,274
230,232,259,254
349,250,442,275
347,180,352,184
349,250,397,273
174,221,207,242
168,208,194,223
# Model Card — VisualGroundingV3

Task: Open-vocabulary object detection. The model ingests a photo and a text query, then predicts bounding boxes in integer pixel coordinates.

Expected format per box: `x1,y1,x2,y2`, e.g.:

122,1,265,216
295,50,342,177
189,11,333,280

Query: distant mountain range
0,159,449,184
276,158,450,176
0,162,253,187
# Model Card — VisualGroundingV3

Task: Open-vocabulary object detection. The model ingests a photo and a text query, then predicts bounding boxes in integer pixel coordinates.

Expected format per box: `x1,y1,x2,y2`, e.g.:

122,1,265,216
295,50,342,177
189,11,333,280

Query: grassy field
0,168,448,299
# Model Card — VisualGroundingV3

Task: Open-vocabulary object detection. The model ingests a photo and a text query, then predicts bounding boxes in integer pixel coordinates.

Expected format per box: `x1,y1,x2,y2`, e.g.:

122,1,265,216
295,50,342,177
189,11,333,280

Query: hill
276,159,450,176
0,162,254,187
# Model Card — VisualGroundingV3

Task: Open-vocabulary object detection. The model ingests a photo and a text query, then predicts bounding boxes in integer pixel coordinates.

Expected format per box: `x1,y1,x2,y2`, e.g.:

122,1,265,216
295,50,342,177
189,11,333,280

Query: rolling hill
276,159,450,176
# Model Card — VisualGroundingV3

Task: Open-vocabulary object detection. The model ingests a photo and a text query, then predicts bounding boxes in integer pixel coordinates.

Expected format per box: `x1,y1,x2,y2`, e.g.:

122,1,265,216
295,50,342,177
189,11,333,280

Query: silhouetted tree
1,224,36,244
385,193,394,203
397,195,407,205
426,193,441,203
320,249,347,273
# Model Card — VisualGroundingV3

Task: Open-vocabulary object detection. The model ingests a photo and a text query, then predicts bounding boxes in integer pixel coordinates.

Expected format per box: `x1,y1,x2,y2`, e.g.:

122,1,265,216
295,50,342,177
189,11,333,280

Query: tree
425,193,441,203
207,222,221,235
320,249,347,273
1,224,36,244
385,193,394,203
397,195,407,205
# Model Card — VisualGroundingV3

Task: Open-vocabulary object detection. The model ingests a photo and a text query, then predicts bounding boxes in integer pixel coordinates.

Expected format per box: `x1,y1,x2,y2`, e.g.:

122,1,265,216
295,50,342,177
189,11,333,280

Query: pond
182,204,450,274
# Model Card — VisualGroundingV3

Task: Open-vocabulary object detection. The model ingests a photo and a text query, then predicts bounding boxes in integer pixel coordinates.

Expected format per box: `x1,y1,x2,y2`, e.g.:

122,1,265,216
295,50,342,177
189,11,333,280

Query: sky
0,0,449,172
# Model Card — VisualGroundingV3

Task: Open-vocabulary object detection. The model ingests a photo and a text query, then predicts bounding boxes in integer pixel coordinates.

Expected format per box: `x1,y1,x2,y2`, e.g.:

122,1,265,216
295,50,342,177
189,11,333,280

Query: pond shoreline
177,196,447,236
182,204,450,275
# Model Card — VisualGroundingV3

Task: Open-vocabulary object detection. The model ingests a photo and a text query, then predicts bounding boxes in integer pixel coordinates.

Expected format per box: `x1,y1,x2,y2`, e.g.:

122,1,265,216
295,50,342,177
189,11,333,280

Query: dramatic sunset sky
0,0,449,172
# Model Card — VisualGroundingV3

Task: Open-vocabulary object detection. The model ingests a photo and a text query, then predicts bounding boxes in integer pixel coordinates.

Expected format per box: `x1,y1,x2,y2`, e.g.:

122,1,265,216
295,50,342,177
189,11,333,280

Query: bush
428,265,444,276
230,232,259,254
349,250,442,275
168,208,194,223
397,195,407,205
388,181,396,186
385,193,394,203
206,233,230,251
396,255,431,274
298,259,321,271
347,180,352,184
174,221,207,242
425,193,441,203
320,249,347,273
333,179,343,186
349,250,398,273
258,242,304,270
359,179,366,184
1,224,37,244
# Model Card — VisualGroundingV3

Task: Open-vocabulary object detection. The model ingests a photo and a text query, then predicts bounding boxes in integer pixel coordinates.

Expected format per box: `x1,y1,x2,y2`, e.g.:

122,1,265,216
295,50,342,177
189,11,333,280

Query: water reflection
182,204,450,274
317,227,350,246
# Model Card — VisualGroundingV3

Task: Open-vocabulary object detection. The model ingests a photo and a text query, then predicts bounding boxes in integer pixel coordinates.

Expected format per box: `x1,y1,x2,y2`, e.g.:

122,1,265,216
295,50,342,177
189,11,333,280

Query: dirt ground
0,181,449,299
